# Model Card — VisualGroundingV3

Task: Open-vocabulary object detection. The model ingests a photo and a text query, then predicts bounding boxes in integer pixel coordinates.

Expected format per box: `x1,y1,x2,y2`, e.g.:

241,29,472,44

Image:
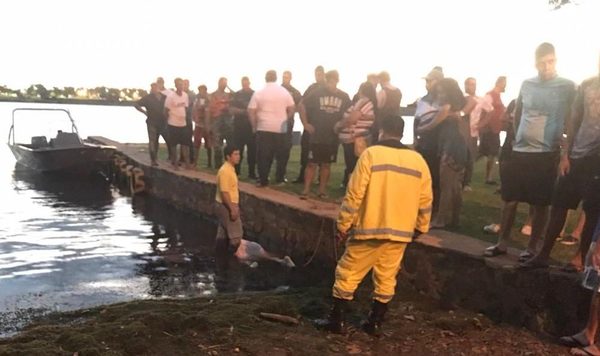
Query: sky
2,0,599,103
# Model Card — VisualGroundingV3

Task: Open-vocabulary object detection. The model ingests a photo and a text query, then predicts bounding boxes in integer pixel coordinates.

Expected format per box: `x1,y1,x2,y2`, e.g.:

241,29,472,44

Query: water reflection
0,168,312,336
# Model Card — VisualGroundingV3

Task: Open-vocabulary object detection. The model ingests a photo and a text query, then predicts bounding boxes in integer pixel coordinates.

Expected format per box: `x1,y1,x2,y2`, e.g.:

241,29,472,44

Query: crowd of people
135,42,600,351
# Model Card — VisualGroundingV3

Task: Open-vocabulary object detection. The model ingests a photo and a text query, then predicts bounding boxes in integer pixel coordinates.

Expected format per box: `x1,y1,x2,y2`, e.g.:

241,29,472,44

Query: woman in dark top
417,78,468,228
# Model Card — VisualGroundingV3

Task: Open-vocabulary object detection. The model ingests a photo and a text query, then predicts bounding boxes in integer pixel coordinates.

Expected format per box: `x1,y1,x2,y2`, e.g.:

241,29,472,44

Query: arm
298,101,315,134
416,104,450,133
560,85,582,175
134,98,147,116
462,96,477,116
337,151,372,238
415,159,433,234
220,191,239,221
247,93,258,131
218,173,240,221
163,97,170,120
248,108,258,132
286,105,295,120
513,94,523,136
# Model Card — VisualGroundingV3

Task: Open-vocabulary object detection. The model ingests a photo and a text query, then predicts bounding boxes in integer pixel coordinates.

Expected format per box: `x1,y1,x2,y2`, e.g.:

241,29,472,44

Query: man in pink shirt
478,76,506,185
164,78,190,170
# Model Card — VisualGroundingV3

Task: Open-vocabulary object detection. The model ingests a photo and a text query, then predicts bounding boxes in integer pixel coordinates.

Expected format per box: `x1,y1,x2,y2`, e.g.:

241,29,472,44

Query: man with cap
414,66,444,212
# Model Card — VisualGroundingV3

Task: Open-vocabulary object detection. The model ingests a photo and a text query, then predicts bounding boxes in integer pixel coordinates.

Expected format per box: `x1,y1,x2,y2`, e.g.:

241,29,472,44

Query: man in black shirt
231,77,256,178
135,82,168,166
299,70,351,198
280,70,302,183
293,65,325,183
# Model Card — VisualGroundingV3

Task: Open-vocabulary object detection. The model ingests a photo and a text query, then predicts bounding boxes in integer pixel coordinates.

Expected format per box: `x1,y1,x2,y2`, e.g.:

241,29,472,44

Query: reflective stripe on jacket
337,139,433,242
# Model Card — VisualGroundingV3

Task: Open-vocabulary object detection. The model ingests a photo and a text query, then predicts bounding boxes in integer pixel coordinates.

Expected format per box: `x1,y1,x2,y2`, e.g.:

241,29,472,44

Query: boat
7,108,116,174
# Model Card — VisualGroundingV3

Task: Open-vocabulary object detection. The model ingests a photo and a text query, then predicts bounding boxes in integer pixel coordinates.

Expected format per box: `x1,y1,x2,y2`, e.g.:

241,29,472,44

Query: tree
63,87,76,98
35,84,49,100
549,0,572,9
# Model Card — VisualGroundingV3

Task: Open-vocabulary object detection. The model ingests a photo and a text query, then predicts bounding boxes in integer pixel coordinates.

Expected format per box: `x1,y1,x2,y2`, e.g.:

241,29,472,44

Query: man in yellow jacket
321,115,433,335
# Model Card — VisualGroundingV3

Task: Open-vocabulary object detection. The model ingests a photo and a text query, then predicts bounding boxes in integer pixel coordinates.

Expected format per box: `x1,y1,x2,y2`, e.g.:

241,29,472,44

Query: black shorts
168,125,191,146
479,131,500,157
308,143,338,164
500,151,559,206
551,156,600,212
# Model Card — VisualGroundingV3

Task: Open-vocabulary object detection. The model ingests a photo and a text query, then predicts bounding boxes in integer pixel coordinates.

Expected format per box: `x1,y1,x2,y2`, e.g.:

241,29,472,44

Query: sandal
483,245,507,257
518,250,534,263
571,345,600,356
517,258,549,270
317,193,329,199
299,193,309,200
559,334,590,348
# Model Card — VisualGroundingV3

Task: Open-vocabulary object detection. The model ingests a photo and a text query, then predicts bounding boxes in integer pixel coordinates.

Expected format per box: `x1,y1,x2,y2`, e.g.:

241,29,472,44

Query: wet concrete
0,165,325,337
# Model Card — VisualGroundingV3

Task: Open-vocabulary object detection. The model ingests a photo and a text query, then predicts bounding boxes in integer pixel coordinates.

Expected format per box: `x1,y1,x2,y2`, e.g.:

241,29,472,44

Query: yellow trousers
332,239,408,303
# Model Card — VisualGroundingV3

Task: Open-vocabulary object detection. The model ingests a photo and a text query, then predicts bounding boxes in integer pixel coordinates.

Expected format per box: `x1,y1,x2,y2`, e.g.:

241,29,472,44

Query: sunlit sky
2,0,599,103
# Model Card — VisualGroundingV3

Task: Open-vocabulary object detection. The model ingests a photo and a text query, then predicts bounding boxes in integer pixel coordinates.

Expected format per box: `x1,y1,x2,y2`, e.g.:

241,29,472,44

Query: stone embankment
90,136,591,337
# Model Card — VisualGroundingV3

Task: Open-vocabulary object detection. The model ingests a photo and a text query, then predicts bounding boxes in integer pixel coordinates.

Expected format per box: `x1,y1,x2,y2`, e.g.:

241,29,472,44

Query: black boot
314,297,347,334
362,300,388,336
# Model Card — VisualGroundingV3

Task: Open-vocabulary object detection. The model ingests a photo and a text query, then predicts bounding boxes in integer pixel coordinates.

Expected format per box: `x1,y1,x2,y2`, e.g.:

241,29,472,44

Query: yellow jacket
337,140,433,243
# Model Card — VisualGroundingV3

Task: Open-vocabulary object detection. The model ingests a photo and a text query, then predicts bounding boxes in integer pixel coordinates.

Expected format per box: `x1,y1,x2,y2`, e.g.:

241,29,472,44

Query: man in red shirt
478,76,506,184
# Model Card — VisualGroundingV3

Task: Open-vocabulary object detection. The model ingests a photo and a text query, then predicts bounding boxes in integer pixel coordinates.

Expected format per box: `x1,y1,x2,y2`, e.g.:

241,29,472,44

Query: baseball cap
424,67,444,81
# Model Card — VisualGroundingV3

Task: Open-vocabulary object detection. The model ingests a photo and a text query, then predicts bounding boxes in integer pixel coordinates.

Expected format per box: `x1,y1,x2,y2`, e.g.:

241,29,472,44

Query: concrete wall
101,138,589,337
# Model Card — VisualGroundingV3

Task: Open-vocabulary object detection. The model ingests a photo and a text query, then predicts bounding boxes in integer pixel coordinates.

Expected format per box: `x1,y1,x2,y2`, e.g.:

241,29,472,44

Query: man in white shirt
164,78,190,170
248,70,295,187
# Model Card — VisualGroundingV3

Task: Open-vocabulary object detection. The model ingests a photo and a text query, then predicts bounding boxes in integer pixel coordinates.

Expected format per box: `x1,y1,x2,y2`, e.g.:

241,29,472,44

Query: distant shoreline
0,97,417,116
0,97,136,107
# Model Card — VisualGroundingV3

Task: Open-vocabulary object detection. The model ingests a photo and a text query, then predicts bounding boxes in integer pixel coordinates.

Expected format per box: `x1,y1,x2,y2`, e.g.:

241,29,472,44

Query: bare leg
194,146,201,168
529,206,569,263
585,289,600,344
526,205,549,253
318,164,331,196
302,163,317,196
485,155,495,182
495,201,519,250
181,145,191,169
572,210,586,239
573,210,600,268
206,147,213,168
170,144,179,170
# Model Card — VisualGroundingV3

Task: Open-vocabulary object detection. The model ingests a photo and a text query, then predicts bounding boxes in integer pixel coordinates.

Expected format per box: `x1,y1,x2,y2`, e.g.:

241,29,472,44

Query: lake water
0,101,332,337
0,101,416,147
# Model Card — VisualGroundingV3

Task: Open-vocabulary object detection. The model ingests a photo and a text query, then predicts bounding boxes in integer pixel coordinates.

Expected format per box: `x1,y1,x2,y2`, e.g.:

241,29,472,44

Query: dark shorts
308,143,338,164
551,156,600,212
500,151,559,206
168,125,191,146
479,131,500,157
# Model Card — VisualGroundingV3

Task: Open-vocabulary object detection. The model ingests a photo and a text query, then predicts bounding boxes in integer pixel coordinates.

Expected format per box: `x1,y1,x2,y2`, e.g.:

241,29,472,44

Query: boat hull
8,144,116,174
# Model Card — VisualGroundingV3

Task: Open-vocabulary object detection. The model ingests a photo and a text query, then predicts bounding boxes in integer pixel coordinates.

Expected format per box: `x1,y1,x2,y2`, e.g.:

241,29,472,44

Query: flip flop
559,334,590,348
571,345,600,356
517,258,549,270
518,250,535,263
317,193,329,199
483,246,507,257
299,193,309,200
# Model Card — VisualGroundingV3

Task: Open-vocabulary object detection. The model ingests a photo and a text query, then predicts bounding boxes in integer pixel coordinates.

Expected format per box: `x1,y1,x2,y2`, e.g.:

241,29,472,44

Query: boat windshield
11,109,77,146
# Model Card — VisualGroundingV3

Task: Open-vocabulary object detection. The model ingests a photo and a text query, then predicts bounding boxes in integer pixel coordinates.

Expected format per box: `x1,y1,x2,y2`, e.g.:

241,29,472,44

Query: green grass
160,144,581,263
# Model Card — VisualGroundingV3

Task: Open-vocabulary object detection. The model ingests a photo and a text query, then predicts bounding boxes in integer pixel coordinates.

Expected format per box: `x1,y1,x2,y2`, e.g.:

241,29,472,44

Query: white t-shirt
470,95,493,138
248,83,294,133
164,91,189,127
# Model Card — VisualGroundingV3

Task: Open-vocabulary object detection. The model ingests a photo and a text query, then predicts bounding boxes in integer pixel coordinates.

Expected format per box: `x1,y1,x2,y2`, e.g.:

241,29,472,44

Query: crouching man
215,145,294,268
318,115,432,335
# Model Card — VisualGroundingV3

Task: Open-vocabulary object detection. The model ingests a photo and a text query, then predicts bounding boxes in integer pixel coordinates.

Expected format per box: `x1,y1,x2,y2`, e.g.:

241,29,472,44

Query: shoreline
0,97,136,107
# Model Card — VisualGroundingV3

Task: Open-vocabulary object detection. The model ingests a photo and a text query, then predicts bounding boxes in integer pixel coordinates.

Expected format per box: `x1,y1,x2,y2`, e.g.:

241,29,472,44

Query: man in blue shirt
522,55,600,270
485,43,576,259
